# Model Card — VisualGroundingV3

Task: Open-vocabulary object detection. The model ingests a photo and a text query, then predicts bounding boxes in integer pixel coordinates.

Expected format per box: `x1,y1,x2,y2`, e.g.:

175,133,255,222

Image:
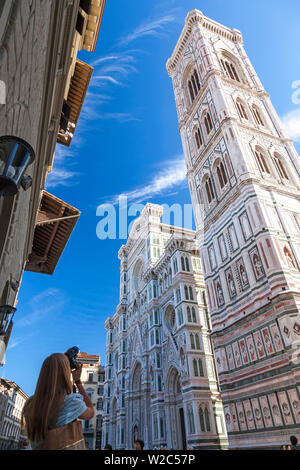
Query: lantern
0,305,16,335
0,136,35,196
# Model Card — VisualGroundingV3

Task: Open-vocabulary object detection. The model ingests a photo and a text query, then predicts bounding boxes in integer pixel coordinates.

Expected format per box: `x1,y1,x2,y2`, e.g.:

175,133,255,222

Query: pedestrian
134,439,144,450
290,436,299,450
104,444,113,450
19,439,31,450
22,353,94,450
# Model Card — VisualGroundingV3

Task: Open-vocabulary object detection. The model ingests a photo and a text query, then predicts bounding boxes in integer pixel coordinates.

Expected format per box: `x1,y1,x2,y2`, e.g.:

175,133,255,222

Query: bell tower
167,10,300,448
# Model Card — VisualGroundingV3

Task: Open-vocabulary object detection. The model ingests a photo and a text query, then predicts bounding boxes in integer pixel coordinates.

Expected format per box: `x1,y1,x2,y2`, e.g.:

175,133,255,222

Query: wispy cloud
7,331,39,351
90,52,139,89
119,14,176,46
16,288,67,328
101,156,187,205
281,108,300,142
98,112,140,123
46,146,79,189
49,12,177,188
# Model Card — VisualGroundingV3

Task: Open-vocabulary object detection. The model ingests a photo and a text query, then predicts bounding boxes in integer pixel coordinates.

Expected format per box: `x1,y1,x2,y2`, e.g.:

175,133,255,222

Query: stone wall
0,0,54,307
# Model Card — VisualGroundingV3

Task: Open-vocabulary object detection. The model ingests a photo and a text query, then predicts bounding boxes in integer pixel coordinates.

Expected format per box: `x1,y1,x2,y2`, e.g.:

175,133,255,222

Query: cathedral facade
102,204,228,450
167,10,300,448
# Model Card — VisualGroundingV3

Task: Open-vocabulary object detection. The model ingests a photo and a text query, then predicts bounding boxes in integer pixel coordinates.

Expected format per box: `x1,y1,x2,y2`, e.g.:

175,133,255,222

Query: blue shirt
30,393,87,449
55,393,87,428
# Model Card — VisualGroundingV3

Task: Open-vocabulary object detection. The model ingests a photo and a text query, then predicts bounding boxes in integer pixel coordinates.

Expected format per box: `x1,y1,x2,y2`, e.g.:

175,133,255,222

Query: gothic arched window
236,100,248,120
189,286,194,300
187,68,201,105
220,56,240,82
187,306,192,322
255,148,270,175
274,154,289,180
190,334,195,350
252,105,265,126
198,358,204,376
205,408,211,432
194,126,203,150
184,285,189,300
199,408,205,432
193,358,198,377
204,176,215,204
195,334,201,350
204,112,213,135
216,160,228,190
192,307,197,323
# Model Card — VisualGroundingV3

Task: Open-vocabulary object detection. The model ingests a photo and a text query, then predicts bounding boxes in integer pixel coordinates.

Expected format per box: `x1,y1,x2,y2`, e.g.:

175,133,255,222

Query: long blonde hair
22,353,73,442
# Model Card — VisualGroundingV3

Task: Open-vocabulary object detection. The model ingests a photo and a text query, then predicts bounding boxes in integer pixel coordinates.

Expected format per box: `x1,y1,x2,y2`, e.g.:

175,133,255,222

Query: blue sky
2,0,300,396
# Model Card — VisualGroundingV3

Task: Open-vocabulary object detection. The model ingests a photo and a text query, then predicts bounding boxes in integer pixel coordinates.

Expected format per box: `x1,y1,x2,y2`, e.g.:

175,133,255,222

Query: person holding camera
22,351,94,450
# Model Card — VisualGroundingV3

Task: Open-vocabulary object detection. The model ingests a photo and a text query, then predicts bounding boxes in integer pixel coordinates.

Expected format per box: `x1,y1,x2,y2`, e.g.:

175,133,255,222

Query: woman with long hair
22,353,94,450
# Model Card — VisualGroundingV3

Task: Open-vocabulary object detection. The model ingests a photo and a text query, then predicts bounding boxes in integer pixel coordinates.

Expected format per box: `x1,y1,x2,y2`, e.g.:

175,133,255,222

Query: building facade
0,0,106,362
0,378,28,449
102,204,228,450
78,353,105,450
167,10,300,448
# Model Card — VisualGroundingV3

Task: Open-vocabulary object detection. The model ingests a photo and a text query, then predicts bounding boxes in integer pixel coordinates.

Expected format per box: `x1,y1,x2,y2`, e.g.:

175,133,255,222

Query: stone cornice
166,9,243,76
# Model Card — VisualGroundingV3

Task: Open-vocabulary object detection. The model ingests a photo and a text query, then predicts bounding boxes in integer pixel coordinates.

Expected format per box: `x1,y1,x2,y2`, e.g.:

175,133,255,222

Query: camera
65,346,79,370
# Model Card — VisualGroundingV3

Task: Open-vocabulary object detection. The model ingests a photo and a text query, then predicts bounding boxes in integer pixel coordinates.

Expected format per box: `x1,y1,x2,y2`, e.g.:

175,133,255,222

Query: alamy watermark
96,197,201,241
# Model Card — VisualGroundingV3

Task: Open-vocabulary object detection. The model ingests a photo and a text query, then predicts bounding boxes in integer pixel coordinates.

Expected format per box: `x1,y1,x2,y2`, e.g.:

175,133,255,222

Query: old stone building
102,204,228,450
167,10,300,448
77,352,105,450
0,378,28,449
0,0,106,363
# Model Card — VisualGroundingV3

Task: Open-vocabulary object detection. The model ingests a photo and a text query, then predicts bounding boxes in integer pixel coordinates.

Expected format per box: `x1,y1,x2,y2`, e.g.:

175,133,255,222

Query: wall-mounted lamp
0,136,35,196
0,305,16,335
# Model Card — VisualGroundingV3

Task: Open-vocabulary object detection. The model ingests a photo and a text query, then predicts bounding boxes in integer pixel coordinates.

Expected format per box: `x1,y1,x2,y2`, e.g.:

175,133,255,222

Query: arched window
193,358,199,377
185,257,190,272
252,105,265,126
176,288,181,303
236,100,248,120
177,307,184,325
255,148,270,175
158,375,162,392
199,408,205,432
195,334,201,350
216,161,228,189
194,126,203,149
204,112,213,135
189,286,194,300
184,285,189,300
181,256,185,271
220,56,240,82
198,358,204,376
188,406,195,434
192,307,197,323
205,408,211,432
274,154,289,180
187,68,201,104
187,306,192,322
204,176,215,204
190,334,195,349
